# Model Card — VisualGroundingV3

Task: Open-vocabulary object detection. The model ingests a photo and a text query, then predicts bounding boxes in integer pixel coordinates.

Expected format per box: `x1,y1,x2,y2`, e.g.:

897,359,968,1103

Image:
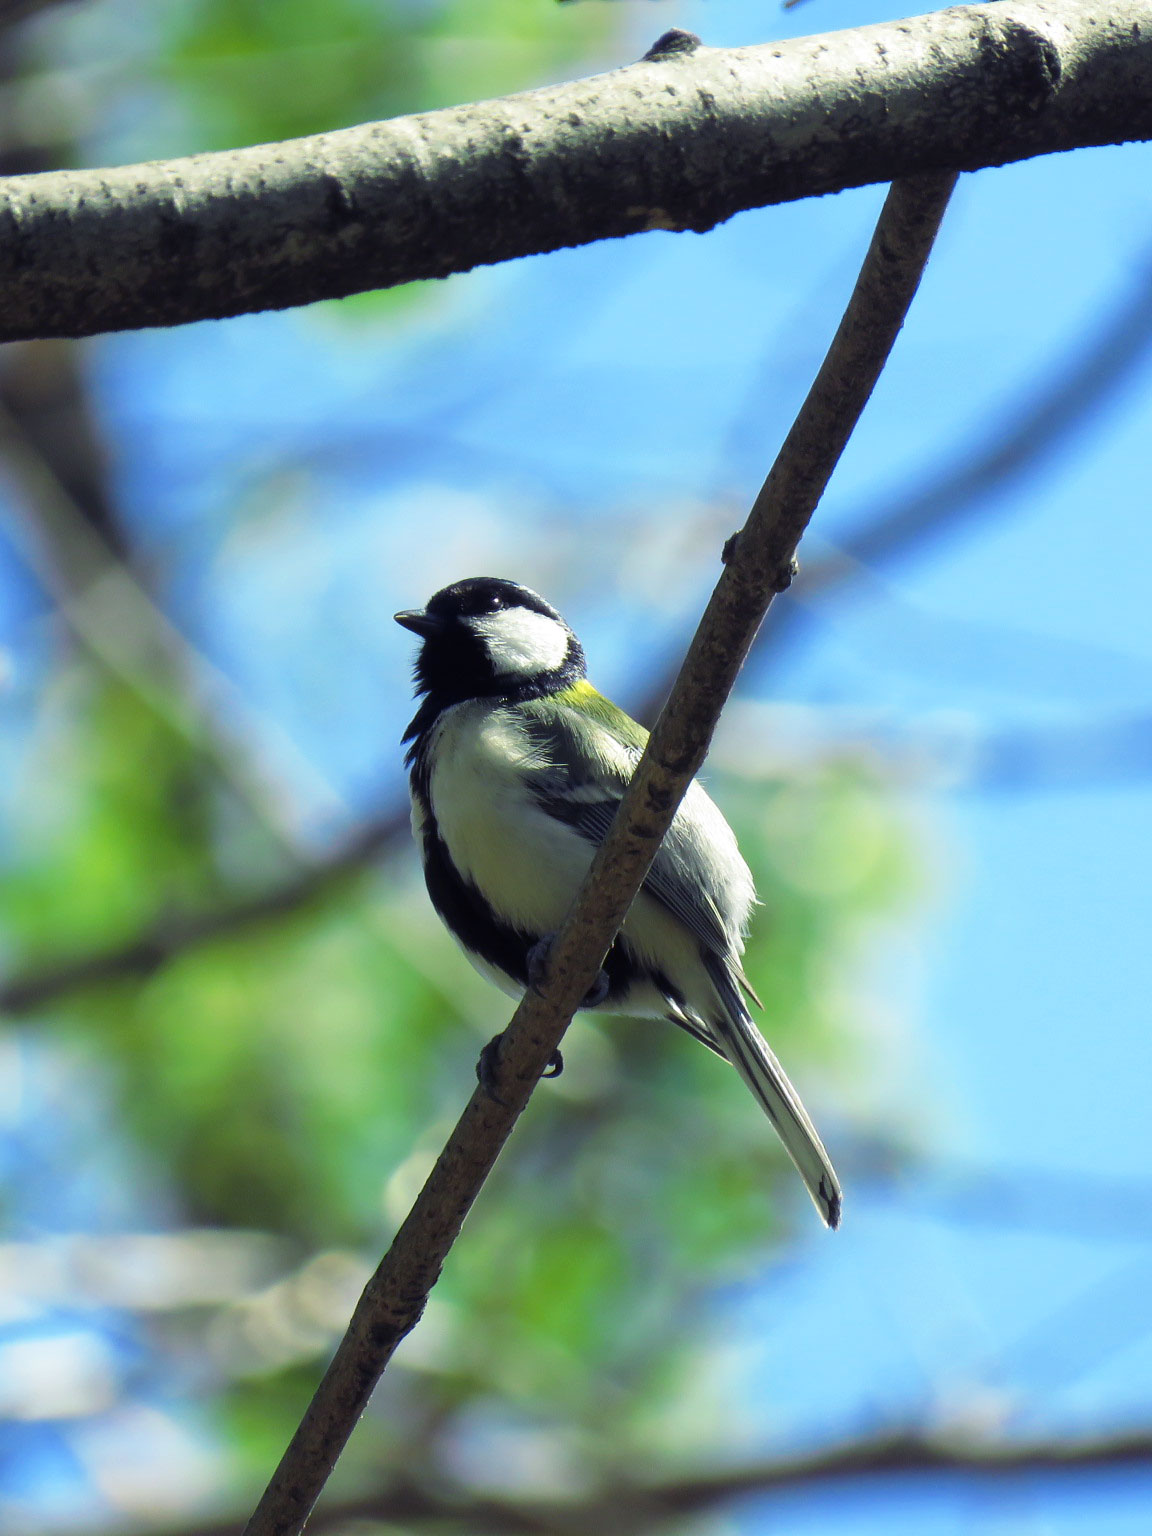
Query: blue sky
4,0,1152,1529
102,45,1152,1536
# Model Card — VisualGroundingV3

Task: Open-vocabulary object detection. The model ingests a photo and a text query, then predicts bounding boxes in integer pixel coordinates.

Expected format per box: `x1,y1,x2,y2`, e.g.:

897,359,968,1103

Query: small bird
395,577,842,1229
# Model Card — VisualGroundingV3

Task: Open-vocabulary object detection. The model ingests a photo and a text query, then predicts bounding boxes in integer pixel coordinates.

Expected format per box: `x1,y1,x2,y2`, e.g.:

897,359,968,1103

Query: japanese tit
395,577,842,1229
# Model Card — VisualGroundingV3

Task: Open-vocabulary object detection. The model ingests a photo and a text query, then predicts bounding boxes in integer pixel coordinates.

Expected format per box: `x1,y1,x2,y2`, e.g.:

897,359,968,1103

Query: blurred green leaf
1,660,919,1502
156,0,612,150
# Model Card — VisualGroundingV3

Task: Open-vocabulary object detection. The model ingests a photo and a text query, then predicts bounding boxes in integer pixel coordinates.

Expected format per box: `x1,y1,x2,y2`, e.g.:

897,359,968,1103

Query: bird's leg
526,934,610,1010
474,939,607,1097
475,1032,564,1102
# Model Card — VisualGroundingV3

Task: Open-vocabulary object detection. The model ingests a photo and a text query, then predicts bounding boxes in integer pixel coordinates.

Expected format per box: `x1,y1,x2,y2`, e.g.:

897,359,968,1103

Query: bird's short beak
394,609,446,638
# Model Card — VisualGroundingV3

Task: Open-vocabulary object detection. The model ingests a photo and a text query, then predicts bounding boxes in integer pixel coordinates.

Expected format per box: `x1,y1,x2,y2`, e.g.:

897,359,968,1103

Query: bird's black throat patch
402,650,585,761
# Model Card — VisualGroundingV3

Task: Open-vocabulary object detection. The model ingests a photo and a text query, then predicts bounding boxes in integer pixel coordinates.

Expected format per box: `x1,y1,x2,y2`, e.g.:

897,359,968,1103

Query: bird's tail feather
702,953,842,1230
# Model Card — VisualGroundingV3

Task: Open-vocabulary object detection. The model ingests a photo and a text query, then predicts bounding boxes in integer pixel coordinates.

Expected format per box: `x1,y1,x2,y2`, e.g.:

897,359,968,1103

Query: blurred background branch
0,0,78,30
7,242,1152,1016
130,1428,1152,1536
775,241,1152,617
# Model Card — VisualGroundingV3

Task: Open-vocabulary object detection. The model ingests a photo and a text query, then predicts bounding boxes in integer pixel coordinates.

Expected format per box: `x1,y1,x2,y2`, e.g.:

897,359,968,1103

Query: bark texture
0,0,1147,340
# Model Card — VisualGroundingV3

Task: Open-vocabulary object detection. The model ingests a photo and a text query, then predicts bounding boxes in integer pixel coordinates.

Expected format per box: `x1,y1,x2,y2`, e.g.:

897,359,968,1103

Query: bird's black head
396,577,586,729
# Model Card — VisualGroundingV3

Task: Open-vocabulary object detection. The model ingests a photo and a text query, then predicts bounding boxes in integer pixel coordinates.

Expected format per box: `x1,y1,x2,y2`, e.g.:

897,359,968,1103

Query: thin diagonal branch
0,816,404,1013
0,393,341,845
241,170,958,1536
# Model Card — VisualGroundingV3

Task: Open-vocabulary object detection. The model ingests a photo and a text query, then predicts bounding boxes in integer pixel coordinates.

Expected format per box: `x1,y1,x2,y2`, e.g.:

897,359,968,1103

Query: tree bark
0,0,1146,341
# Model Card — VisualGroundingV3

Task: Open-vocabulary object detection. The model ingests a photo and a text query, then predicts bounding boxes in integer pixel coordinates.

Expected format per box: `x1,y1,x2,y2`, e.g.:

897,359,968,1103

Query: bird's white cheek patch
471,609,570,677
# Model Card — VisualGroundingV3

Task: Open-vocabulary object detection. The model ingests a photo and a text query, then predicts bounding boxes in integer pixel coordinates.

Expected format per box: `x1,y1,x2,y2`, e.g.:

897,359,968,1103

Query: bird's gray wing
543,793,733,958
522,703,842,1229
519,701,733,956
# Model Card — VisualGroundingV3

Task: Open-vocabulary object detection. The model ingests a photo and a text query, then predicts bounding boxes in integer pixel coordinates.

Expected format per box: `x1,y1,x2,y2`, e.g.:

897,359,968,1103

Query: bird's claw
476,1034,507,1104
475,1032,565,1100
581,970,611,1009
527,934,610,1010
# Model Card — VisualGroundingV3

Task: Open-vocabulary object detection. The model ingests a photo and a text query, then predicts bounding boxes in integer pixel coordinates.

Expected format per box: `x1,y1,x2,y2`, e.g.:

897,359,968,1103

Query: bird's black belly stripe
412,734,657,1005
421,823,537,987
419,807,649,1005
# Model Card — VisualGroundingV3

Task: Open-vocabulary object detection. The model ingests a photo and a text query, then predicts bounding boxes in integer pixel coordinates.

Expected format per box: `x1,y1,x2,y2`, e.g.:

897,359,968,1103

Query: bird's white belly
423,701,730,1019
427,703,593,933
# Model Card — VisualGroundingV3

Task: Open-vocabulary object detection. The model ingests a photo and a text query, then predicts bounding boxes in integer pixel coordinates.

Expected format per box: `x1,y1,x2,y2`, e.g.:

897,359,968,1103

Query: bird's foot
526,934,611,1009
476,1032,564,1102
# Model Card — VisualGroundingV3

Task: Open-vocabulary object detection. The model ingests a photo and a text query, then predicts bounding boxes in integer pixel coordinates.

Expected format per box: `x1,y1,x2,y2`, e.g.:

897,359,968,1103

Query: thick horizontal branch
0,0,1148,340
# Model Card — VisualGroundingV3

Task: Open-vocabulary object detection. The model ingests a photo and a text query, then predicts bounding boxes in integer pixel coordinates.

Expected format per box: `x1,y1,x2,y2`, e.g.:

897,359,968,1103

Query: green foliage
154,0,611,151
1,673,225,956
27,0,613,319
0,664,916,1488
730,759,917,1060
151,0,612,319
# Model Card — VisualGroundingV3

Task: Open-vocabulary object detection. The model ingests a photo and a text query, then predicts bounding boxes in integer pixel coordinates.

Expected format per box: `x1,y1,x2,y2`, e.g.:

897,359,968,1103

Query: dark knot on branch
642,29,702,62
